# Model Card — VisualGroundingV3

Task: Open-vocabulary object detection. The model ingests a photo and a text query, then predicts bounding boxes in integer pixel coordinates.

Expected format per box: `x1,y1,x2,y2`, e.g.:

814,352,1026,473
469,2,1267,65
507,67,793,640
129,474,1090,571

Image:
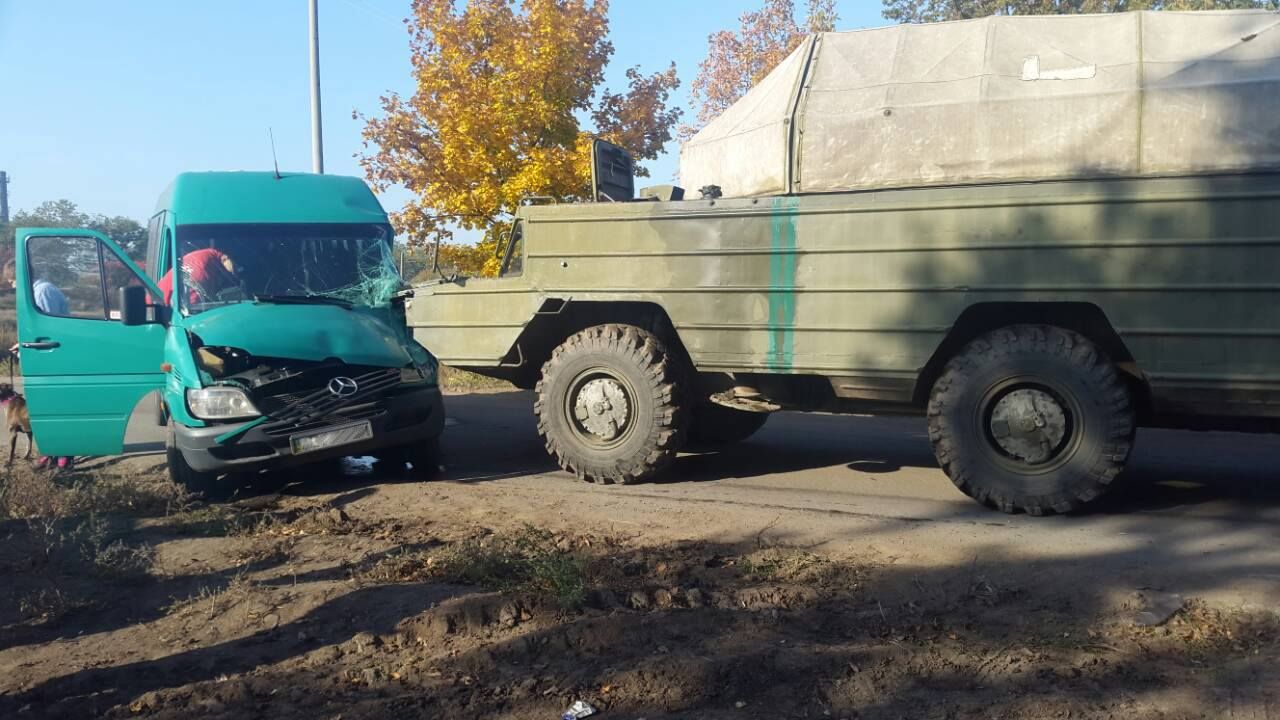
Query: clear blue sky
0,0,883,227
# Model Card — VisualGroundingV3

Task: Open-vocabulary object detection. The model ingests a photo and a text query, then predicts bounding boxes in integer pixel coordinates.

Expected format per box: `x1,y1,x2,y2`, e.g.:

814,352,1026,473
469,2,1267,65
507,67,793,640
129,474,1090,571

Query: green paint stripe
768,197,800,370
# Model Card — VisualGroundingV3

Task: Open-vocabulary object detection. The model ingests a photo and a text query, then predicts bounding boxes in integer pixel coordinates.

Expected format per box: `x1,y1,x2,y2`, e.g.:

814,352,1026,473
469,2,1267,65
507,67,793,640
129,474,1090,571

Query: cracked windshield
168,223,401,314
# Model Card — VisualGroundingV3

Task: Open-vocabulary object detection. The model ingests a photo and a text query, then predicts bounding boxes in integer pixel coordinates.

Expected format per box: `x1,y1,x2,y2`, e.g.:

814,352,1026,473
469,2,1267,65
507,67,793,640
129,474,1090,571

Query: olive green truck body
411,173,1280,427
407,12,1280,514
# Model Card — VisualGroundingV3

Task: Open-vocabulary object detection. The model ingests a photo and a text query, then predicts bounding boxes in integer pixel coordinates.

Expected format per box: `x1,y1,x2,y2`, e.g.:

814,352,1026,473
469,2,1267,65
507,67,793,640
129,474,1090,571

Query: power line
335,0,403,28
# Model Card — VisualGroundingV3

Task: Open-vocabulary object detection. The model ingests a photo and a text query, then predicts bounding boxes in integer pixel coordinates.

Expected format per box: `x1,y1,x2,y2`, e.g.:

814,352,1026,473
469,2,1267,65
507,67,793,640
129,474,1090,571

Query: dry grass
1,464,190,521
356,525,587,609
164,570,256,621
17,587,94,624
23,511,155,580
1141,600,1280,657
0,465,179,625
4,510,158,625
738,546,830,582
439,365,511,394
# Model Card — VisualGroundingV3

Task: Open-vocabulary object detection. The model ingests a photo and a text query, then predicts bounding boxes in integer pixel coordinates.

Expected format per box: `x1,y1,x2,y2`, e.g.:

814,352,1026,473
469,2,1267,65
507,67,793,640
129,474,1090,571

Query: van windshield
171,223,402,315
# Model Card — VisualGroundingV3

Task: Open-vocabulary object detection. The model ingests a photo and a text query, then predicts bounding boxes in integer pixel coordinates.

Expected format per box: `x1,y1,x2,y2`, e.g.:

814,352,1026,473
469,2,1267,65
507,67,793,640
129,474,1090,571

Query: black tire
166,421,231,501
374,436,440,475
688,402,769,448
535,324,688,484
408,437,441,471
927,325,1135,515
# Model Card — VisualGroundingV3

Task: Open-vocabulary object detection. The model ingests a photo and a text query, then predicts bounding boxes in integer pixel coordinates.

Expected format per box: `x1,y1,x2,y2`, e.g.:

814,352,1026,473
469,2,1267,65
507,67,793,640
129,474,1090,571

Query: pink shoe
34,456,50,469
56,457,73,470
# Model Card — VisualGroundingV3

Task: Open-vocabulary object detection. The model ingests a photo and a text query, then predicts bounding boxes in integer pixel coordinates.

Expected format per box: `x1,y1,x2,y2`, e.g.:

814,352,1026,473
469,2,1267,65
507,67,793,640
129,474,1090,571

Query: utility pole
0,172,9,224
309,0,325,174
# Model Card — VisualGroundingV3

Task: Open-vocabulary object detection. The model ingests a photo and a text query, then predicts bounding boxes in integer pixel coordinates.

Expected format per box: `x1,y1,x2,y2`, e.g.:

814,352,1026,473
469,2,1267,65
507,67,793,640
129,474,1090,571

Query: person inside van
4,258,70,319
3,258,75,470
156,248,240,307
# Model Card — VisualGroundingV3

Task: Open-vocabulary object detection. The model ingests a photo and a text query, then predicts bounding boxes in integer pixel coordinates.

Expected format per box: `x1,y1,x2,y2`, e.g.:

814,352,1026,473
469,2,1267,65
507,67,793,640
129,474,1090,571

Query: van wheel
536,324,688,484
379,437,441,478
927,325,1135,515
406,437,441,476
166,421,231,501
688,403,769,448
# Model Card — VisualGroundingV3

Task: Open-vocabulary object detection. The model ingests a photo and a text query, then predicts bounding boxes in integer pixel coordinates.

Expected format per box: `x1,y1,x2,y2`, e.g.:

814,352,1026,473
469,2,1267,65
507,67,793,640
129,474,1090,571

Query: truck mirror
494,221,515,258
591,139,635,202
119,285,149,326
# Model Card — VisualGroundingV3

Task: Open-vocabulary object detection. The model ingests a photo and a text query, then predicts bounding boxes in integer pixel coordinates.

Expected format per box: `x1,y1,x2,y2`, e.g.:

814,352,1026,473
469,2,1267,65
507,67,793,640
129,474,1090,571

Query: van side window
26,236,119,320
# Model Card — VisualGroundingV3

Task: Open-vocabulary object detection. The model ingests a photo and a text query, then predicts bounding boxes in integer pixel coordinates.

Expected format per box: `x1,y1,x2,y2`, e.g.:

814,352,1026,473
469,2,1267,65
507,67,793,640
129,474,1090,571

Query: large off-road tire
927,325,1135,515
166,420,231,501
535,324,688,484
688,402,769,448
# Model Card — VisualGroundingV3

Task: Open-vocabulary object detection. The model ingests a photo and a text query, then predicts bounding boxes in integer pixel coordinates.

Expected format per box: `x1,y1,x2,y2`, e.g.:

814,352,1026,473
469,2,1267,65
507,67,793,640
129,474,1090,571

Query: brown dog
0,384,33,464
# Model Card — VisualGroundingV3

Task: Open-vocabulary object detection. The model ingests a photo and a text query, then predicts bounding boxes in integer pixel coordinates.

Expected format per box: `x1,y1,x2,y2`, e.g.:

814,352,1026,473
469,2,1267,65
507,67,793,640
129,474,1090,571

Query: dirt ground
2,390,1279,720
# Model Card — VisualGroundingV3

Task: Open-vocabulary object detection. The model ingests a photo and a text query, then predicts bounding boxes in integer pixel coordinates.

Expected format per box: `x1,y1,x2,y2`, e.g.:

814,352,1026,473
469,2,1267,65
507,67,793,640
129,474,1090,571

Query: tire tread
534,324,687,485
927,324,1135,515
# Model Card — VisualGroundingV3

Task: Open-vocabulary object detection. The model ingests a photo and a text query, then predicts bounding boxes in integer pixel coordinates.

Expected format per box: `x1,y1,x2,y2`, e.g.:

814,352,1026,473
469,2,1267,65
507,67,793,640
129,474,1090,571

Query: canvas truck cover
679,10,1280,197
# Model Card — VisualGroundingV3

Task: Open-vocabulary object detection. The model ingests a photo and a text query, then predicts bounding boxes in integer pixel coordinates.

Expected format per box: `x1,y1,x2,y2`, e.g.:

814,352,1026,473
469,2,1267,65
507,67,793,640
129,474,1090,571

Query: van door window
104,253,147,320
26,235,109,320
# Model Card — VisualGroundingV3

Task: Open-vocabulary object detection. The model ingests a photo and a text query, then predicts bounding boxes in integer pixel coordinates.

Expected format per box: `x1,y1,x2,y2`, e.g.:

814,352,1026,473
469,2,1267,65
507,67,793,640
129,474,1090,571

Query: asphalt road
114,388,1280,607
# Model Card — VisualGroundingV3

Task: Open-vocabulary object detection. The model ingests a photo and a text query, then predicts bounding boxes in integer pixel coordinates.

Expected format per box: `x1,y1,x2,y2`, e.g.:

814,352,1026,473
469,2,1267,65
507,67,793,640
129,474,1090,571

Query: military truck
409,11,1280,514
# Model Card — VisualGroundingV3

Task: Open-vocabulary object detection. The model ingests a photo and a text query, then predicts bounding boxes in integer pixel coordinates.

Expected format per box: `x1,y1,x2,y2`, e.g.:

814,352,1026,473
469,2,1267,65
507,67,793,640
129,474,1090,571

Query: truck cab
14,172,444,498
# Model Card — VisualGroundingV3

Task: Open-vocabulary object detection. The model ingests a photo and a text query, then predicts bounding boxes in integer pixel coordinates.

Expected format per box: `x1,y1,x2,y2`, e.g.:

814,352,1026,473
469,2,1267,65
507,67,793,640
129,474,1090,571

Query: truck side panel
411,174,1280,419
408,275,545,368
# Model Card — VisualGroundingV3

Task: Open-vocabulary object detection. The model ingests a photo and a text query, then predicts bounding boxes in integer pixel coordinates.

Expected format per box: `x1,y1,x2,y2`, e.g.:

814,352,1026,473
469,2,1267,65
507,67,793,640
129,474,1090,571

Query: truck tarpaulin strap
680,10,1280,198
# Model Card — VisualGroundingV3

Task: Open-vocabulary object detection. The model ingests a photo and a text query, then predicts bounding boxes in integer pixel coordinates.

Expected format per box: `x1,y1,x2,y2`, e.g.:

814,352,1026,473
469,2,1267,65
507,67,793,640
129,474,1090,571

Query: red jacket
156,249,232,306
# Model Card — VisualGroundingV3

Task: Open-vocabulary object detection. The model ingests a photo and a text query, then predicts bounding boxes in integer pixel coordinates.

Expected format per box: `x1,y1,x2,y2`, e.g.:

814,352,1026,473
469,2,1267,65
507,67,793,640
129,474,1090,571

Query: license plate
290,421,374,455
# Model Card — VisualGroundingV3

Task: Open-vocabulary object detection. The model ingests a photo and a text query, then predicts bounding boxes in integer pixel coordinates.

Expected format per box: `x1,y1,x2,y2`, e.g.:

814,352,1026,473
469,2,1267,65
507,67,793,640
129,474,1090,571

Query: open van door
14,228,166,456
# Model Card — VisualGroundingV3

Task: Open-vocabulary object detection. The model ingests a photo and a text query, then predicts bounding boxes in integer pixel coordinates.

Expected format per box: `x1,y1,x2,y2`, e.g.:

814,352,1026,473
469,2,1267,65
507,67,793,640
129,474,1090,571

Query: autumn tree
2,199,146,258
685,0,837,134
359,0,681,277
883,0,1277,24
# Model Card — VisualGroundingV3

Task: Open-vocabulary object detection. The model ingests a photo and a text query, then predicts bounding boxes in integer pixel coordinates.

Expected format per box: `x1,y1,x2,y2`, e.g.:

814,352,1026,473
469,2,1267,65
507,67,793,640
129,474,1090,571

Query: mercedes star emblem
328,376,359,398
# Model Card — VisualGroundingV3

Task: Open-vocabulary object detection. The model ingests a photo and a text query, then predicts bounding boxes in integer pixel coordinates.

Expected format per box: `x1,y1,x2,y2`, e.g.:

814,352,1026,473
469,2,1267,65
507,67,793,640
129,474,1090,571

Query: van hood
183,302,411,367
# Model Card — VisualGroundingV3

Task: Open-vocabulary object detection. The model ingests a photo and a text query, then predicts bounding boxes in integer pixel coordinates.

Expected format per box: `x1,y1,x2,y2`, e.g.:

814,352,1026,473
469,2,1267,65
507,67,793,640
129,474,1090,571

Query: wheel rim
978,378,1081,474
565,367,636,450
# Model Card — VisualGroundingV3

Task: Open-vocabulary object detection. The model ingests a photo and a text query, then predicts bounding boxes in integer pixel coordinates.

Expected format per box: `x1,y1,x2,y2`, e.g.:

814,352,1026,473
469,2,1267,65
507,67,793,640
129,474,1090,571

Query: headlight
186,386,261,420
400,366,426,384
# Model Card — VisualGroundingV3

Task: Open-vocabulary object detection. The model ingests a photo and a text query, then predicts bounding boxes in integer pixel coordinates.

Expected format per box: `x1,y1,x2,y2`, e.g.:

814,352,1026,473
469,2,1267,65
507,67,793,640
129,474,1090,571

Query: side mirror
590,138,635,202
119,285,149,326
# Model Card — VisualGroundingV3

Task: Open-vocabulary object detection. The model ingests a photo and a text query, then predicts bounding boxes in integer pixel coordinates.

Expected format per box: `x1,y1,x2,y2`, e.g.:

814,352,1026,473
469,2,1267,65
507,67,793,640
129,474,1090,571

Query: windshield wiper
254,294,353,309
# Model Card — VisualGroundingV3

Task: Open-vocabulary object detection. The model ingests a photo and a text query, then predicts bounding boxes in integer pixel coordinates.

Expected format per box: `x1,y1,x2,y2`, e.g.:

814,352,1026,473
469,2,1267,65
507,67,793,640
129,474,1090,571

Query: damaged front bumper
173,384,445,474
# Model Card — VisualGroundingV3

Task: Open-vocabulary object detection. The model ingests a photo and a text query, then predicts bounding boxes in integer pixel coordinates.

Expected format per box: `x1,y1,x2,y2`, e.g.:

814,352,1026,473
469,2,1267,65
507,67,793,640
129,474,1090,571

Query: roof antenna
268,127,282,180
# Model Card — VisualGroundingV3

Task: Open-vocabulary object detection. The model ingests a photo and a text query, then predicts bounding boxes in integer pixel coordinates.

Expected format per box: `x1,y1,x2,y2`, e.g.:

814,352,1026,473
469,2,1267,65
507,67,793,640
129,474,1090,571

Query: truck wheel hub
987,387,1069,465
573,378,631,441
